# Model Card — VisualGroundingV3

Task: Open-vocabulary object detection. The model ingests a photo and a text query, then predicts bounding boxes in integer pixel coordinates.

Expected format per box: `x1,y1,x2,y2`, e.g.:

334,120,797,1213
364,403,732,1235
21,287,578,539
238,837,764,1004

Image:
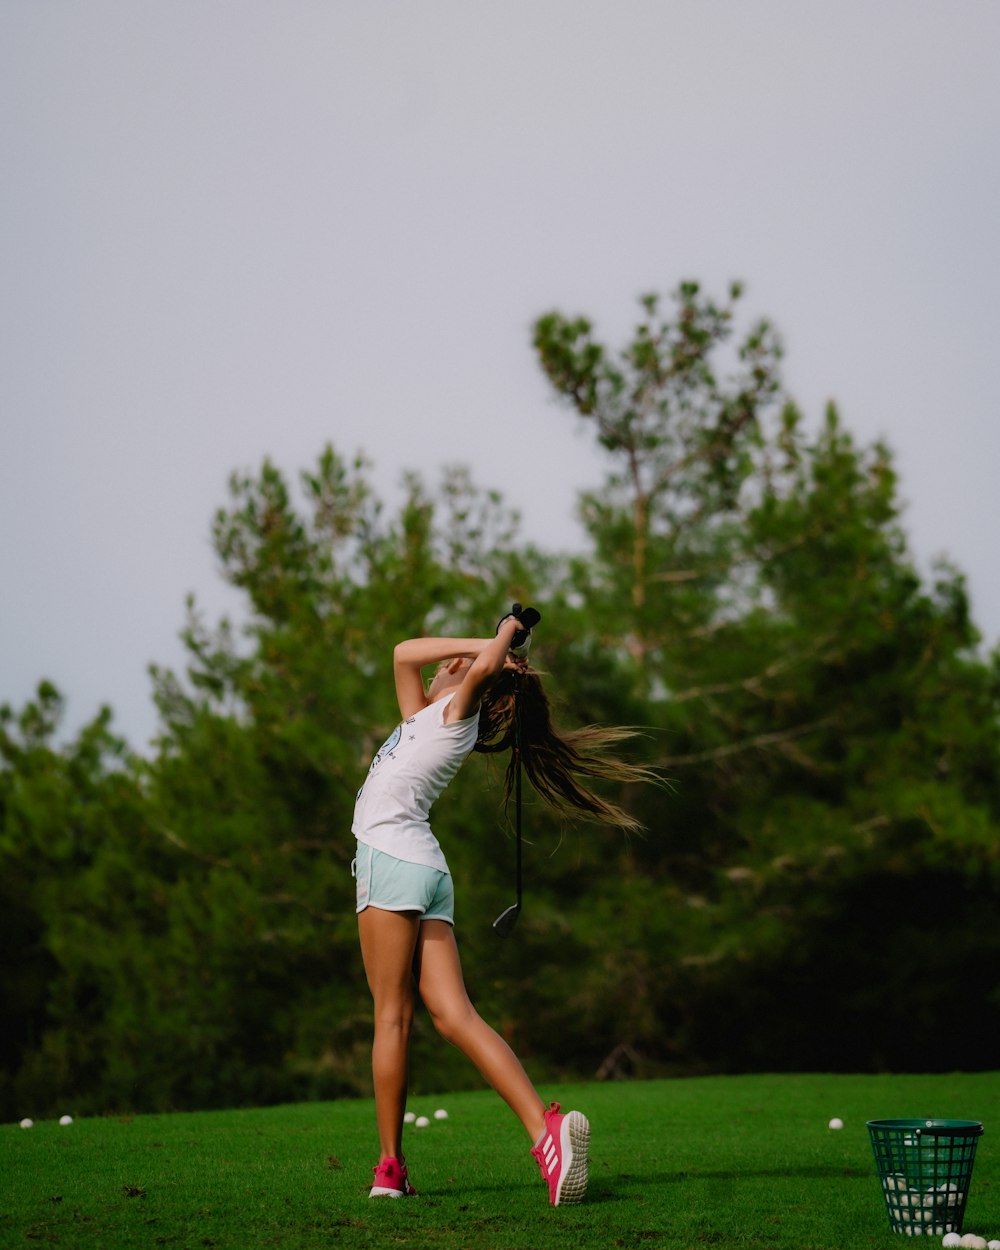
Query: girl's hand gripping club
496,602,541,658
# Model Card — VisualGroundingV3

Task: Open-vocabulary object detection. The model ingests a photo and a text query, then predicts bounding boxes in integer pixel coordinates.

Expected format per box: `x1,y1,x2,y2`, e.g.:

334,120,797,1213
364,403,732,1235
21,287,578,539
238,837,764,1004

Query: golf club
492,603,540,936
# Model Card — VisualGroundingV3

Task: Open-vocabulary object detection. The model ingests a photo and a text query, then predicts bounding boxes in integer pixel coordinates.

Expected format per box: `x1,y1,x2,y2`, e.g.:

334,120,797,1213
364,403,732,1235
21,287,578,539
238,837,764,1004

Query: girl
353,609,653,1205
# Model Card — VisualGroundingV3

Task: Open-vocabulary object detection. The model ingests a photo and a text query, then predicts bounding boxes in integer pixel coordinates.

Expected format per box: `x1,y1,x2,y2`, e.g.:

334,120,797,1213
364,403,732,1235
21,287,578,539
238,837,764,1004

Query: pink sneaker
369,1156,417,1198
530,1102,590,1206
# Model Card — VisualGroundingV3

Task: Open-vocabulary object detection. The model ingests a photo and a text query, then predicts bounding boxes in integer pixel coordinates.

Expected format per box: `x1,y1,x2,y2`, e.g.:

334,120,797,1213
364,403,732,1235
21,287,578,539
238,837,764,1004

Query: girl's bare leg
358,906,421,1161
415,920,546,1142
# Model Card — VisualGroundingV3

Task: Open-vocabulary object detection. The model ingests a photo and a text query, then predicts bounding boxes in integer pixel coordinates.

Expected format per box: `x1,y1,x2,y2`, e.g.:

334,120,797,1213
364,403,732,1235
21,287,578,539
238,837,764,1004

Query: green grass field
3,1073,998,1250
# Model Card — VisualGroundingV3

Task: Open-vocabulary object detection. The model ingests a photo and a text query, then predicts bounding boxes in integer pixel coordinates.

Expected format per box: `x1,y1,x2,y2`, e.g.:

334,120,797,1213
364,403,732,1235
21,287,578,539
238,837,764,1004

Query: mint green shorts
353,841,455,925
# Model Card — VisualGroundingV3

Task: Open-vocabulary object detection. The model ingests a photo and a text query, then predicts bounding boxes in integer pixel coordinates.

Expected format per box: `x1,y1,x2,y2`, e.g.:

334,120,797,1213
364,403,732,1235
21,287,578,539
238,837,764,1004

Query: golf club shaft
493,672,523,935
514,681,522,908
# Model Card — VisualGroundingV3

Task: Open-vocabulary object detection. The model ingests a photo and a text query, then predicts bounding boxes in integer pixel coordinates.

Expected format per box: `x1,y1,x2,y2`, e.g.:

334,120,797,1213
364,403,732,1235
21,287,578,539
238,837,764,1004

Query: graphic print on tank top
357,718,415,798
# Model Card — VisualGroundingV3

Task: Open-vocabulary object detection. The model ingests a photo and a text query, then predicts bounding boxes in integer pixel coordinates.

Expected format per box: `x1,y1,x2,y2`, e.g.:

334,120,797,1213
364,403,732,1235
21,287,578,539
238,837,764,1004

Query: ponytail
474,670,659,832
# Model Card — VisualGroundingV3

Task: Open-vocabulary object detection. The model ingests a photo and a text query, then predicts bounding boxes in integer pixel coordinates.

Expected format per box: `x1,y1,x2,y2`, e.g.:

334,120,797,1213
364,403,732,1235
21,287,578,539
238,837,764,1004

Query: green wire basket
867,1118,984,1237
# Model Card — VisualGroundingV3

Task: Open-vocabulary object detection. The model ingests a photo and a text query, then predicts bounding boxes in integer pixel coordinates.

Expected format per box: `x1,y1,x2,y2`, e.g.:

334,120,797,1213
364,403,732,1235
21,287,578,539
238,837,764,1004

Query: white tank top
352,694,480,871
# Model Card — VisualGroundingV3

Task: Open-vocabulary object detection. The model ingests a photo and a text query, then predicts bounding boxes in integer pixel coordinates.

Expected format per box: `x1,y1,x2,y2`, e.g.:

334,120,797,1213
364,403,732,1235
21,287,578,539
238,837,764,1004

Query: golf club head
492,902,521,937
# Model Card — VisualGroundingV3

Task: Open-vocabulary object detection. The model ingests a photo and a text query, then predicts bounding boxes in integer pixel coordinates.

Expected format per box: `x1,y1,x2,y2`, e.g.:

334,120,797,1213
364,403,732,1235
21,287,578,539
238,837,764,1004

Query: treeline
3,283,999,1120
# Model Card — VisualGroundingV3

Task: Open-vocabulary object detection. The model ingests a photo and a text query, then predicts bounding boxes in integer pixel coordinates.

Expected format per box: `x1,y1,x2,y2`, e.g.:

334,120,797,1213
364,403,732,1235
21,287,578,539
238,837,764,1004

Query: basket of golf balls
867,1119,984,1237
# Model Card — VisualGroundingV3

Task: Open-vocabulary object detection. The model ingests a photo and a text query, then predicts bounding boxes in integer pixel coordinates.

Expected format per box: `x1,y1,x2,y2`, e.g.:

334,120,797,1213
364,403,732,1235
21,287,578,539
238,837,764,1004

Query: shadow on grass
421,1166,871,1205
653,1167,871,1183
578,1166,872,1206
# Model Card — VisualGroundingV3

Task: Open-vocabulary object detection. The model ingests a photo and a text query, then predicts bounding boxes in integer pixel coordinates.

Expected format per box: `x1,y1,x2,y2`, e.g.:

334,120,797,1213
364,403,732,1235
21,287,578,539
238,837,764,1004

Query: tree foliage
3,283,998,1119
533,284,1000,1074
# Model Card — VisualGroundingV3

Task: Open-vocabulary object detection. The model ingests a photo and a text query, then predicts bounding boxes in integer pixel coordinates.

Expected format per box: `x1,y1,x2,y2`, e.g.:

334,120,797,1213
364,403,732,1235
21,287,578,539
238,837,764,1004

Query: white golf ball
960,1235,987,1249
433,1108,448,1120
986,1241,1000,1250
59,1115,73,1126
414,1115,430,1128
942,1235,962,1248
19,1118,33,1129
828,1117,844,1130
403,1111,416,1123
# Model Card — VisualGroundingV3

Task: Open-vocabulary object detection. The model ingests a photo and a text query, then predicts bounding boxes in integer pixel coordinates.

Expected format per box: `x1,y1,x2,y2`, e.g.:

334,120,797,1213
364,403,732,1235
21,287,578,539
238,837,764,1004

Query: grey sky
3,1,998,750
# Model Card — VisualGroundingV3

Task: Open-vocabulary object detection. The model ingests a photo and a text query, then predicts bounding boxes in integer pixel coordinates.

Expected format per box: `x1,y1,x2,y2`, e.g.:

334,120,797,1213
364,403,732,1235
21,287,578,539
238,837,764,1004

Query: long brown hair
474,669,659,832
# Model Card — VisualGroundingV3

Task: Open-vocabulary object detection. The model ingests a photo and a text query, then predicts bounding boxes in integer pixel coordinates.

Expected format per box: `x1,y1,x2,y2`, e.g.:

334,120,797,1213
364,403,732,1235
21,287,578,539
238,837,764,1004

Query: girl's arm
445,617,523,723
393,636,493,720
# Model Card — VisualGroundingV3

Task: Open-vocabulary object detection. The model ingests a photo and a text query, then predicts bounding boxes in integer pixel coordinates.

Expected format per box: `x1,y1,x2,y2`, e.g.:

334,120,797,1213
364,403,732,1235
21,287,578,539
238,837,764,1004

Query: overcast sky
3,1,998,751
